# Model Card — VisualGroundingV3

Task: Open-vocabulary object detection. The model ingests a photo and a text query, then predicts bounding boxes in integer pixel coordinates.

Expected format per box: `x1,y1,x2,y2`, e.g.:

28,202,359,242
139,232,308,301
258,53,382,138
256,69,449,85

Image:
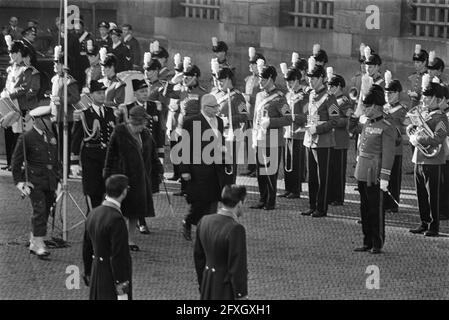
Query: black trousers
284,138,305,194
55,121,73,175
224,140,238,185
384,155,402,212
245,120,256,173
439,160,449,218
4,127,19,166
328,148,348,204
307,147,333,213
256,146,282,208
170,139,180,178
358,181,385,249
185,201,218,227
29,188,55,237
415,163,441,232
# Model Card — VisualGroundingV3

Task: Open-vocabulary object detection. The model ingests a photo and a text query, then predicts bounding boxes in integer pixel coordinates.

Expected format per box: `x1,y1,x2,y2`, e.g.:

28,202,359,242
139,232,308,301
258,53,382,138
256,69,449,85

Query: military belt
85,142,107,149
358,151,380,159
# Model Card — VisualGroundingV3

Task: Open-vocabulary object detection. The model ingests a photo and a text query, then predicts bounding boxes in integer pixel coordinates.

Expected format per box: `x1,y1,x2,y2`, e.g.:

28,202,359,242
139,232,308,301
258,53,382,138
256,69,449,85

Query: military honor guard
122,24,141,69
351,85,396,254
21,26,38,69
109,28,132,73
364,47,384,86
300,57,339,217
409,75,448,237
383,72,406,213
100,49,126,109
76,20,94,87
150,40,174,82
11,106,62,258
407,44,428,109
278,58,308,199
212,37,232,70
71,80,116,210
22,46,41,109
96,21,112,49
427,51,447,87
440,88,449,220
83,40,102,92
327,68,352,206
250,60,290,210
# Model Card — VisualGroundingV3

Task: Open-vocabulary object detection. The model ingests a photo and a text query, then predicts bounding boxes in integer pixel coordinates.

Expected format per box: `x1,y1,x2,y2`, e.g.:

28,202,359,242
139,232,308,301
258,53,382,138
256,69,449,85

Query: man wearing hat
104,104,164,250
241,48,265,177
83,40,102,92
71,80,116,211
407,44,428,108
7,16,23,40
409,76,448,237
350,84,396,253
109,28,132,73
312,44,328,67
96,21,112,49
211,37,232,70
279,64,308,199
250,62,290,210
179,94,226,241
150,41,173,82
122,24,141,69
22,45,41,107
214,67,249,184
327,70,352,206
21,26,38,69
427,51,448,88
75,19,94,86
101,53,126,109
439,87,449,220
11,105,62,258
144,56,165,107
300,57,339,217
364,48,384,86
383,74,406,213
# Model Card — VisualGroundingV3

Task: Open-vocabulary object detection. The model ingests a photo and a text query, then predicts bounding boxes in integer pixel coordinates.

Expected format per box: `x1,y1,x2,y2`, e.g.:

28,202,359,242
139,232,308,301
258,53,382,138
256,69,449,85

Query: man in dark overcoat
180,94,226,241
82,174,132,300
194,185,248,300
103,105,164,251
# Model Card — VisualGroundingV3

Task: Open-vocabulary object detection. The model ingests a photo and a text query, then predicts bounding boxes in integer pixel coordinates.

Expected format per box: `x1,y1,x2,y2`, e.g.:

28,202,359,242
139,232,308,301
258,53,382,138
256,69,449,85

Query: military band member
300,57,339,217
11,106,62,258
383,74,406,213
427,51,447,88
312,43,328,68
71,80,115,211
250,61,290,210
122,24,141,69
76,20,94,88
21,26,38,69
278,63,308,199
96,21,112,49
351,85,395,254
83,40,102,92
407,44,428,108
109,28,132,73
150,41,175,82
100,52,126,109
440,87,449,220
364,48,383,87
22,46,40,109
327,69,352,206
215,67,249,184
409,76,448,237
212,37,232,70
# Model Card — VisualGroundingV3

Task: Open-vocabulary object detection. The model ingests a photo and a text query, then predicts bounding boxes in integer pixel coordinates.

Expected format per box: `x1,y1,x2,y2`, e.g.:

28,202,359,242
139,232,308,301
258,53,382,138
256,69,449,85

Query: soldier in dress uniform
22,45,40,110
75,20,94,89
278,62,308,199
409,76,448,237
300,57,339,217
249,61,290,210
312,44,328,68
122,24,141,69
11,105,62,258
109,28,132,73
21,27,38,69
327,69,352,206
71,80,115,211
100,52,126,109
96,21,112,50
214,67,249,184
383,73,406,213
211,37,232,69
364,48,384,87
427,51,448,88
83,40,102,92
407,44,428,109
350,84,396,254
143,54,165,110
439,87,449,220
150,41,174,82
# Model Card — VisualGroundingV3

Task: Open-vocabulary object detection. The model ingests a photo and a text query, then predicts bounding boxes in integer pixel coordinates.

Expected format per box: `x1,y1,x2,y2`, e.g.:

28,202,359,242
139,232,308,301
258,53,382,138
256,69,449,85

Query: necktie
100,106,104,118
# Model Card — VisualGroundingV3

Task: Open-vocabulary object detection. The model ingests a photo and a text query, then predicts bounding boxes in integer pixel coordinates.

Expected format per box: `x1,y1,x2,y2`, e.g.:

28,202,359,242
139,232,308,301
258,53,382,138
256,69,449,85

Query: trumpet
406,106,441,158
225,88,234,176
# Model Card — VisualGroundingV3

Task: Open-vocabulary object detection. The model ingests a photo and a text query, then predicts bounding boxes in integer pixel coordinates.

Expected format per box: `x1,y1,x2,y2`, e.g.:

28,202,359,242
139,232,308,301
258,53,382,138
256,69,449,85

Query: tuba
406,105,441,158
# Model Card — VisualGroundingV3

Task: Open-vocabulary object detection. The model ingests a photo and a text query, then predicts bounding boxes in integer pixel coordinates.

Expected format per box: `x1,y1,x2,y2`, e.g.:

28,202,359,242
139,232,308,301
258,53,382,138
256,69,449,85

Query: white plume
280,63,288,77
99,47,107,63
4,35,12,50
109,22,117,31
364,46,371,61
87,39,93,51
429,50,435,64
326,67,334,80
153,40,159,53
312,44,320,56
248,47,255,59
256,58,265,75
359,43,366,58
211,37,218,47
211,58,220,75
308,56,316,74
421,73,431,91
54,45,62,61
432,76,440,84
415,44,421,55
183,56,191,72
174,53,182,66
144,52,152,65
149,42,154,53
291,52,299,64
384,70,392,86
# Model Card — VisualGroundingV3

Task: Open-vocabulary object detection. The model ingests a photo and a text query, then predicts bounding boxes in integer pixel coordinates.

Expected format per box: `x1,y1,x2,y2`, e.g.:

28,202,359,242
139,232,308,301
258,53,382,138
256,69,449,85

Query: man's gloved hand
51,95,61,105
308,125,317,135
0,89,9,99
55,182,62,197
221,116,229,128
380,179,389,192
16,182,33,197
117,294,128,300
260,117,270,130
70,164,81,177
181,173,191,181
81,87,90,94
409,134,418,147
359,115,368,124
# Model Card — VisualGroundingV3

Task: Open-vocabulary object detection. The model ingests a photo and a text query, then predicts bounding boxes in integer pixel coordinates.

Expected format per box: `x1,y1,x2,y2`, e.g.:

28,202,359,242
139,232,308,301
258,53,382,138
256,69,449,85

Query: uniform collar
123,34,132,42
104,196,121,209
112,41,122,50
217,207,238,222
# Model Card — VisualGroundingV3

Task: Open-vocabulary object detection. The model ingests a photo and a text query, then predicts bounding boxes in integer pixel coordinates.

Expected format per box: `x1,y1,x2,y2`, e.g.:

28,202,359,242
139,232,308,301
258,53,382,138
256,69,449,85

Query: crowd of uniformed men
1,16,449,259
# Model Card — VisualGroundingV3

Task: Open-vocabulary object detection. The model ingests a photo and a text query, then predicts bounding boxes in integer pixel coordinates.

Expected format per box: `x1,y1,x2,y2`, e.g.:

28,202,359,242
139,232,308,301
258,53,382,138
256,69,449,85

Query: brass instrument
225,88,234,176
348,87,358,102
406,106,441,158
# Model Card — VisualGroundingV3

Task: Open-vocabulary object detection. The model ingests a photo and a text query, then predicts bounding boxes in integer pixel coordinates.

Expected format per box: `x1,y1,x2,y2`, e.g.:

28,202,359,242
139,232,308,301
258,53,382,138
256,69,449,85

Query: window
180,0,220,21
410,0,449,39
287,0,334,30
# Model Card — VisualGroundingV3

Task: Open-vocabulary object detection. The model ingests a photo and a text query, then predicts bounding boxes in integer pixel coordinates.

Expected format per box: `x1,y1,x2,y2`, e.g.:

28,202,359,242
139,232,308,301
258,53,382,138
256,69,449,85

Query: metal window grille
288,0,334,29
180,0,220,20
410,0,449,39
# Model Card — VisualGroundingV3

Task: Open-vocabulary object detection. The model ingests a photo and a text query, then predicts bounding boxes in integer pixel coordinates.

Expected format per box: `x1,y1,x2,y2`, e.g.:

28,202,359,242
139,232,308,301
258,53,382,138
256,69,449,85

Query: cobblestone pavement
1,157,449,300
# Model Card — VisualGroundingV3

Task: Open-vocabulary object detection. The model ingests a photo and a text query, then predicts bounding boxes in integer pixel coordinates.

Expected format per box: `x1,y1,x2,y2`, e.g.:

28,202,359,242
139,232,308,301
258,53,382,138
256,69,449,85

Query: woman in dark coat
103,105,163,250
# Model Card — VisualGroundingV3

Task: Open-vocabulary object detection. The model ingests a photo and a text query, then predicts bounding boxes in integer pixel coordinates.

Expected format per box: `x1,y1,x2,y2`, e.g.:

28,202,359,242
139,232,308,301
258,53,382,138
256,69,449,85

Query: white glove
175,127,183,137
359,115,368,124
55,182,62,197
221,116,229,128
380,179,389,192
70,164,81,177
117,294,128,300
159,157,164,165
0,90,9,99
51,95,61,105
260,117,270,129
166,129,172,140
181,173,191,181
409,134,418,147
81,87,90,94
408,90,418,98
168,99,179,111
16,182,33,197
308,125,317,135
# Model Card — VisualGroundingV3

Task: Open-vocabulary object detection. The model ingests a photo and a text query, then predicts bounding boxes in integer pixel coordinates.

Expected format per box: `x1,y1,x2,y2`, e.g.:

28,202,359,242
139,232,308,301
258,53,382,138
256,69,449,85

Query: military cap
216,67,234,80
100,53,117,68
53,45,64,63
328,74,346,88
152,46,169,59
98,21,110,29
385,79,402,93
90,80,107,93
144,58,162,71
427,53,445,71
212,40,228,53
183,65,201,78
293,58,307,71
9,40,26,54
423,82,444,98
132,79,149,91
307,64,325,78
22,26,37,36
129,105,150,124
363,84,385,106
285,67,302,81
29,106,52,118
86,43,99,56
365,53,382,66
412,44,428,62
259,65,277,80
109,28,122,36
314,49,328,64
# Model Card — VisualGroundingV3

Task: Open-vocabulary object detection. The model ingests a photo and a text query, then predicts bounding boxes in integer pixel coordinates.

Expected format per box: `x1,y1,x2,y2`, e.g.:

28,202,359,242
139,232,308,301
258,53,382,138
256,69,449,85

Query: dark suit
180,113,226,226
123,36,141,68
22,38,38,69
109,42,132,73
83,200,132,300
194,212,248,300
